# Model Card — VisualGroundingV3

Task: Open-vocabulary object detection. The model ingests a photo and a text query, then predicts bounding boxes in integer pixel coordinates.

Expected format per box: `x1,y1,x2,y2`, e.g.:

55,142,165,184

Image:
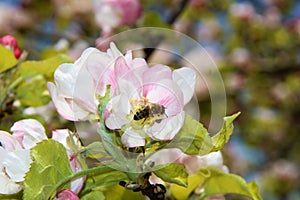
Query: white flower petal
54,63,79,98
72,65,98,113
146,111,185,141
173,67,196,105
105,95,130,129
121,127,145,147
0,131,22,151
146,148,183,166
0,172,22,194
107,42,123,59
51,129,69,149
11,119,47,149
180,151,224,174
47,82,89,121
52,129,81,153
3,149,31,182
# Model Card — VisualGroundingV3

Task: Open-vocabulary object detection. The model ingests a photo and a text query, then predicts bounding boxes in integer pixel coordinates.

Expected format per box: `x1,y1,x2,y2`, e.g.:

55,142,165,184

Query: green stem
8,76,23,90
48,165,114,199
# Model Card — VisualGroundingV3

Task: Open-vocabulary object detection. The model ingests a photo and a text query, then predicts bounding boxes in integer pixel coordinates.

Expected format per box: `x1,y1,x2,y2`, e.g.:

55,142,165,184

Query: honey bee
133,103,167,123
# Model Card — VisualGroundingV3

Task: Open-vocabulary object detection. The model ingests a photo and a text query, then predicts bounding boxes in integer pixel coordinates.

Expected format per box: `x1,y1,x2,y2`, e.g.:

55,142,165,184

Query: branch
144,0,190,61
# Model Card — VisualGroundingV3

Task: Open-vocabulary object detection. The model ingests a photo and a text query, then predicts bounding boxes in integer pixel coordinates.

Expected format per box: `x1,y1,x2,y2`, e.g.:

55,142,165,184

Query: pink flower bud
0,35,21,59
93,0,142,32
56,190,80,200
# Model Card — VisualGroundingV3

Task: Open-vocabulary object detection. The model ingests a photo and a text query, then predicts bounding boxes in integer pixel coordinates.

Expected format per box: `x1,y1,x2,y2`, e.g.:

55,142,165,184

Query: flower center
130,97,167,128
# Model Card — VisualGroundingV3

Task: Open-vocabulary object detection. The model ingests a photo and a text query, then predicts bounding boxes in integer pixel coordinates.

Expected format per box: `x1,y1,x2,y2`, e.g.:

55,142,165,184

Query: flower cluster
0,37,258,199
48,43,196,147
0,119,82,195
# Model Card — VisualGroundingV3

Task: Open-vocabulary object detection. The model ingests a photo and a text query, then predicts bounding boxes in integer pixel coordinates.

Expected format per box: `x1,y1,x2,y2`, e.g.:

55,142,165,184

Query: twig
144,0,190,61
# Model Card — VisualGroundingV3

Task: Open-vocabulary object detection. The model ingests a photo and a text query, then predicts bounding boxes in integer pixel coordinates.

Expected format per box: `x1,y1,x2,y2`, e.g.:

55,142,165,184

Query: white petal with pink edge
47,82,89,121
0,131,22,151
10,119,47,149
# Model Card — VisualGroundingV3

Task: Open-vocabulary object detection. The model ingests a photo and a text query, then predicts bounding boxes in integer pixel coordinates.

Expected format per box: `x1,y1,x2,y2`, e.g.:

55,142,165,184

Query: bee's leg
155,119,162,123
142,146,145,154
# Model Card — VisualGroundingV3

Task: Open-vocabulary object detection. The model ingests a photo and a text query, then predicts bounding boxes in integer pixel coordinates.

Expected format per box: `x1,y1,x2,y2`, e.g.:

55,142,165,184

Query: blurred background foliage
0,0,300,199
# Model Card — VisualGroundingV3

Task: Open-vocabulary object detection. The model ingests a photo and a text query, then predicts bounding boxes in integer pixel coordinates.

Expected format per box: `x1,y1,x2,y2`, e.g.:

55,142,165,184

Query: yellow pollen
130,97,149,112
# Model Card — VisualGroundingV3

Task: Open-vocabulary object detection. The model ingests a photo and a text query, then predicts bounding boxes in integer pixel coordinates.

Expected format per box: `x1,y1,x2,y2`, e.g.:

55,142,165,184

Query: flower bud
0,35,21,59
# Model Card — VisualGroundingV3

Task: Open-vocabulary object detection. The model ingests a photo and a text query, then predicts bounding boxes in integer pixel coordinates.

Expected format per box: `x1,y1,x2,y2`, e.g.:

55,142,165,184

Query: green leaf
81,171,129,195
0,45,18,73
17,54,73,80
23,139,73,200
104,184,146,200
97,86,129,171
81,141,111,159
81,191,105,200
197,167,262,200
170,174,205,200
16,75,50,107
211,112,241,151
166,114,213,155
0,191,22,200
153,163,188,187
166,113,240,156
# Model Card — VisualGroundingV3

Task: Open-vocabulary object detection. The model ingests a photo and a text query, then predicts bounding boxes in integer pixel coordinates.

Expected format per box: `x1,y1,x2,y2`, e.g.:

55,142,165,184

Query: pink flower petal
143,79,184,116
56,189,80,200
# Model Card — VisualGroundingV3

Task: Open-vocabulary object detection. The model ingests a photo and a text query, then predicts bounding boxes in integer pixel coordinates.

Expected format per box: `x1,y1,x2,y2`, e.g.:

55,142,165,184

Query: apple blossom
105,56,196,147
0,35,21,59
0,119,83,194
0,131,29,194
48,42,196,147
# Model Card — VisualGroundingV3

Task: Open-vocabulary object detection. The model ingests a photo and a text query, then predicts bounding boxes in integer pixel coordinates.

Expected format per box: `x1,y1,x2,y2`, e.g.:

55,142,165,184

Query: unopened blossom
0,119,83,194
105,57,196,147
93,0,142,49
148,148,228,175
56,189,79,200
93,0,142,33
0,35,21,58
